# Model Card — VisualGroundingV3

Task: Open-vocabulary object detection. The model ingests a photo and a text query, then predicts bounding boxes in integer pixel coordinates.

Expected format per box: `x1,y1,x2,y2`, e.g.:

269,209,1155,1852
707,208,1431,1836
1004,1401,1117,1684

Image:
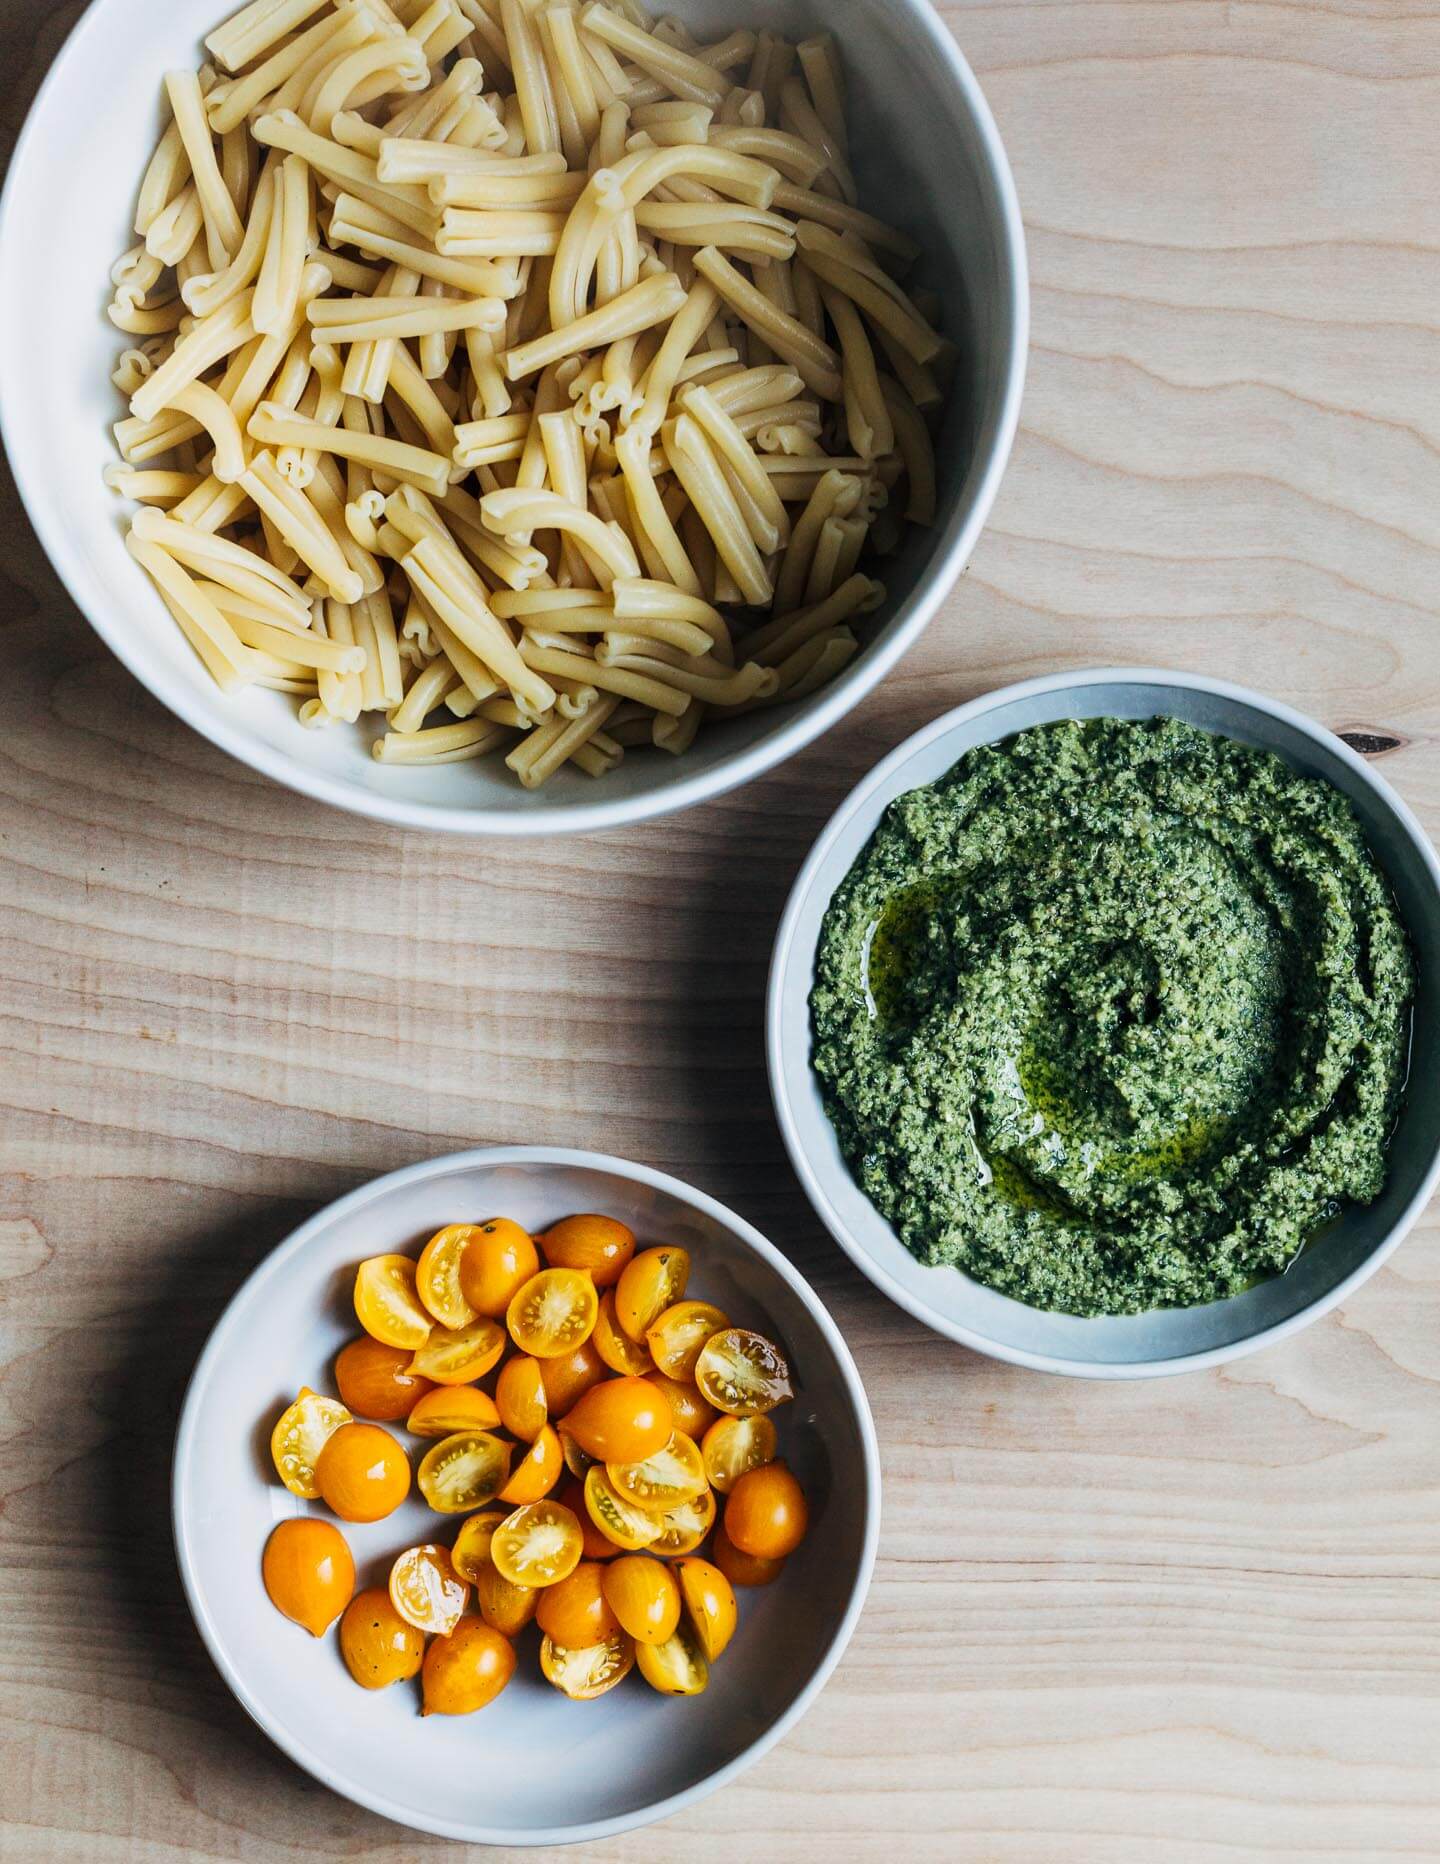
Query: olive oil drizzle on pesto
811,718,1414,1317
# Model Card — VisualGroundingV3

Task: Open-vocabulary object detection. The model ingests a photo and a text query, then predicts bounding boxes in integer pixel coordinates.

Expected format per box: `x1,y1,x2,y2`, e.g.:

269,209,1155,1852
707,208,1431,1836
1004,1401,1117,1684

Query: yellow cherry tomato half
614,1246,689,1343
354,1254,432,1350
563,1375,673,1464
644,1371,716,1440
712,1519,785,1588
339,1586,424,1689
583,1465,662,1551
724,1460,807,1560
538,1338,607,1413
416,1430,512,1514
498,1423,563,1505
560,1477,617,1560
490,1499,584,1588
607,1430,707,1514
406,1385,501,1437
263,1517,354,1636
507,1268,600,1359
495,1354,547,1441
459,1217,540,1319
645,1300,729,1382
450,1506,509,1584
270,1388,351,1500
422,1616,516,1715
539,1213,636,1287
416,1225,480,1329
676,1555,737,1661
540,1629,635,1700
635,1619,709,1696
648,1485,716,1557
472,1562,538,1636
314,1421,411,1523
408,1317,507,1385
535,1560,620,1647
593,1290,653,1376
335,1337,433,1422
602,1554,681,1645
389,1542,469,1635
694,1328,793,1418
700,1412,778,1494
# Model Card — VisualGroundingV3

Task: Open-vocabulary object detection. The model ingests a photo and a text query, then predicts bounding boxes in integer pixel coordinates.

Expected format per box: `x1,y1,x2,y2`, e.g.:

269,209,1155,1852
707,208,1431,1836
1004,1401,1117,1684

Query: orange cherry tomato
458,1218,540,1319
498,1423,563,1504
635,1619,708,1696
644,1371,716,1440
408,1317,507,1385
451,1507,509,1583
559,1477,617,1560
422,1616,516,1715
607,1430,706,1513
676,1556,736,1661
538,1337,607,1413
535,1560,620,1647
602,1554,681,1645
389,1543,469,1635
495,1354,547,1440
472,1562,538,1636
724,1460,807,1560
563,1375,672,1464
593,1290,653,1376
416,1430,512,1513
263,1517,354,1636
539,1213,636,1287
315,1421,411,1523
507,1268,599,1358
406,1386,501,1437
712,1519,785,1588
646,1300,728,1381
694,1328,793,1417
648,1484,715,1556
335,1337,433,1422
354,1254,432,1350
339,1586,424,1689
539,1629,635,1700
700,1412,777,1493
583,1466,662,1551
270,1388,351,1499
614,1246,689,1343
490,1499,584,1588
416,1225,480,1329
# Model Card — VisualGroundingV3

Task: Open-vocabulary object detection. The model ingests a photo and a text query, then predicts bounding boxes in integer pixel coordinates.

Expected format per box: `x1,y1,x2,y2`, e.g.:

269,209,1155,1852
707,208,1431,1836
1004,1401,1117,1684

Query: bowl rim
766,665,1440,1379
0,0,1029,839
171,1143,882,1845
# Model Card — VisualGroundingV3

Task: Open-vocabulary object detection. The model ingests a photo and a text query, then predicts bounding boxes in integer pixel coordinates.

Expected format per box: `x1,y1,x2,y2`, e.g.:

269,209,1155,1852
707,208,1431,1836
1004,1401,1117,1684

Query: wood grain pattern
3,2,1440,1858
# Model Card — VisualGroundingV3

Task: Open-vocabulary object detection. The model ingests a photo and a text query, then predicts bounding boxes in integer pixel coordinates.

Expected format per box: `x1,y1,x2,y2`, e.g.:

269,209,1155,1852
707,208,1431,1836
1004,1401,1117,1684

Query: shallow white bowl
768,668,1440,1378
172,1146,879,1844
0,0,1026,835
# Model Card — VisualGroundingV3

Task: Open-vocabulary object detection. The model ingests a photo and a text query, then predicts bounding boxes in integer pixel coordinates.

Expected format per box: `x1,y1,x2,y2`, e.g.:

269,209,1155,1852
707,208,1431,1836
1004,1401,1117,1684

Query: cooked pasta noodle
107,0,951,787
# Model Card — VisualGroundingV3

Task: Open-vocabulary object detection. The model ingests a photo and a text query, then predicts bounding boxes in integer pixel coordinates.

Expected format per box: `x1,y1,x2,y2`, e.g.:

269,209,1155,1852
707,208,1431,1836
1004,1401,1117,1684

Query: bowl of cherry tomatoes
173,1146,879,1845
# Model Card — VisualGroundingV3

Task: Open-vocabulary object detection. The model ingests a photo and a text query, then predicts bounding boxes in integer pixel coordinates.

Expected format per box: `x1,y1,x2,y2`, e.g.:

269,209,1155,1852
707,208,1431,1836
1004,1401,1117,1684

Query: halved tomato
583,1466,662,1551
644,1371,716,1440
694,1328,793,1417
270,1388,351,1499
498,1423,563,1504
560,1477,617,1560
354,1254,432,1350
490,1499,584,1587
602,1553,680,1645
458,1217,539,1318
700,1412,777,1493
564,1376,672,1463
676,1555,737,1660
408,1317,506,1385
416,1430,512,1513
389,1542,468,1635
593,1290,653,1376
648,1485,716,1556
535,1560,619,1647
538,1338,607,1413
451,1506,509,1583
539,1213,636,1287
406,1386,501,1437
335,1337,432,1422
645,1301,728,1381
507,1268,599,1358
607,1430,706,1514
539,1629,635,1700
614,1246,689,1342
416,1225,480,1329
495,1354,547,1440
472,1561,538,1636
421,1615,515,1715
635,1619,708,1695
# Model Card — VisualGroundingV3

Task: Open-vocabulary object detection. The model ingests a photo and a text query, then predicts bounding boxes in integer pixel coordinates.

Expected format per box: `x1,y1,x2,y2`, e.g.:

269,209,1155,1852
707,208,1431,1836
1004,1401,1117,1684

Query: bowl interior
771,676,1440,1372
0,0,1023,830
174,1151,873,1842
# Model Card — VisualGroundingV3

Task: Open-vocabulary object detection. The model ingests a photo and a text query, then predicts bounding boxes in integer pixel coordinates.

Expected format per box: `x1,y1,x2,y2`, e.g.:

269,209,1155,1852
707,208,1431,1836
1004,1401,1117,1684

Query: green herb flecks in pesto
810,717,1413,1317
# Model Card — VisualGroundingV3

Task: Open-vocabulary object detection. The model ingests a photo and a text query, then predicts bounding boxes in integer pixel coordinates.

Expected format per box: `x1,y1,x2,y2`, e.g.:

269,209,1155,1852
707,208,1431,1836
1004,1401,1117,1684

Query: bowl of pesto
768,669,1440,1377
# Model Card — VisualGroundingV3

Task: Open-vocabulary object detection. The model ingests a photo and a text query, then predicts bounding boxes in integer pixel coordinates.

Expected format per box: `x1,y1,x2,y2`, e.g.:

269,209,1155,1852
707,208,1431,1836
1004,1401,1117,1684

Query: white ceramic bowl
768,668,1440,1378
0,0,1026,836
172,1146,879,1844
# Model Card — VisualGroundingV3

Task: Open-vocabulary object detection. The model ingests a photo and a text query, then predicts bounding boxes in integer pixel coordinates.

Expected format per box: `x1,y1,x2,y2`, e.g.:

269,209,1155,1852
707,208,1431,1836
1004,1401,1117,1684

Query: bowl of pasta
0,0,1026,833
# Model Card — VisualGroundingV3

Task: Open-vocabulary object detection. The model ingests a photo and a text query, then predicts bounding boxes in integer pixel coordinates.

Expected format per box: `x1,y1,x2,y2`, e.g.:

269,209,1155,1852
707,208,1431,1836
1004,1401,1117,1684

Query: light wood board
2,2,1439,1858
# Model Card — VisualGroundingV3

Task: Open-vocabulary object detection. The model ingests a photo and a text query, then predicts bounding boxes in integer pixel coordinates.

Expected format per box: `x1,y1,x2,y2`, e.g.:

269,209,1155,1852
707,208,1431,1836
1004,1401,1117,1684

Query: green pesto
810,717,1414,1317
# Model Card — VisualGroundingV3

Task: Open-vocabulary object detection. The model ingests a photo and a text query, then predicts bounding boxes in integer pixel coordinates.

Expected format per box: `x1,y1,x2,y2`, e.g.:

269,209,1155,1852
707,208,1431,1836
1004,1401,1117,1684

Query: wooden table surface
4,3,1440,1859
